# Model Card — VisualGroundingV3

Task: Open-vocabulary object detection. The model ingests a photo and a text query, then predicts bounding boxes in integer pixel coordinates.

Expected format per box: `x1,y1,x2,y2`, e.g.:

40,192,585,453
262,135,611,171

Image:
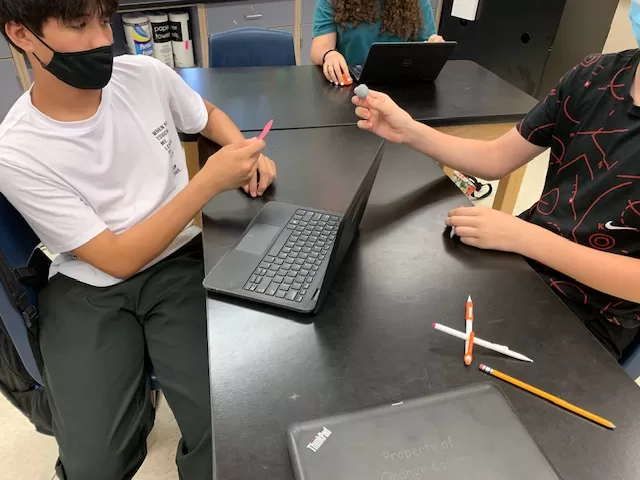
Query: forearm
520,226,640,303
311,35,336,65
200,105,245,145
76,172,219,279
311,45,326,66
404,120,507,180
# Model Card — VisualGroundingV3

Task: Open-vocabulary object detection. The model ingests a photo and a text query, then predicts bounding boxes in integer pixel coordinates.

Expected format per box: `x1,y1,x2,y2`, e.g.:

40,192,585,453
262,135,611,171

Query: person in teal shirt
311,0,443,85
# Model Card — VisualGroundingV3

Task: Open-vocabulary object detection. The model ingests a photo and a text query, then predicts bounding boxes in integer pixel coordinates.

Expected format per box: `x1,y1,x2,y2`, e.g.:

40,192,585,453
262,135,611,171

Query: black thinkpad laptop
202,142,385,313
288,383,561,480
349,41,457,84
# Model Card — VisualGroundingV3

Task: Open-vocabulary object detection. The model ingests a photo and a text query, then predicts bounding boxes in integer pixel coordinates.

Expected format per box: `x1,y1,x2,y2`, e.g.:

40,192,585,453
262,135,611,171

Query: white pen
432,322,533,363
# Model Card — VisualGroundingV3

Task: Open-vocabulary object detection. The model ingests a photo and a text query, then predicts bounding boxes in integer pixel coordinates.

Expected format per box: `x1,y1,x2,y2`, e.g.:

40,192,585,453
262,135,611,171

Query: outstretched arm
446,206,640,304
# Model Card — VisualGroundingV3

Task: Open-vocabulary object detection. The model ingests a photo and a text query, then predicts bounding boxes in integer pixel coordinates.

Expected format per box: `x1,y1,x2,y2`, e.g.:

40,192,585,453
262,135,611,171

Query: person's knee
61,447,146,480
57,417,151,480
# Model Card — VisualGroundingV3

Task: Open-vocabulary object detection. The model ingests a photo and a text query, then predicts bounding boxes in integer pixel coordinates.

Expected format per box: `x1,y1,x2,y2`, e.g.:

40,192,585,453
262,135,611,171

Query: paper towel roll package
147,12,174,67
122,13,154,57
169,11,196,68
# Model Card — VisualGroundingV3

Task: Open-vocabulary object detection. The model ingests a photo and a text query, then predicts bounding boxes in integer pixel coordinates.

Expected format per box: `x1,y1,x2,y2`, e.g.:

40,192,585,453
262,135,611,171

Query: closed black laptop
349,41,457,85
288,383,561,480
203,141,385,313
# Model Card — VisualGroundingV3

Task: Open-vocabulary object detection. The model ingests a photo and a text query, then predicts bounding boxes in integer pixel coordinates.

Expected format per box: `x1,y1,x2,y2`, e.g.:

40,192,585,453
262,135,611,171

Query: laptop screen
315,141,386,305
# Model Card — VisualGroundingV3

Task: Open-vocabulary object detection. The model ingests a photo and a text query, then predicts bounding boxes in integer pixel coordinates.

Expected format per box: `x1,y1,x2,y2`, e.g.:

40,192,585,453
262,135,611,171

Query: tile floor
1,2,638,479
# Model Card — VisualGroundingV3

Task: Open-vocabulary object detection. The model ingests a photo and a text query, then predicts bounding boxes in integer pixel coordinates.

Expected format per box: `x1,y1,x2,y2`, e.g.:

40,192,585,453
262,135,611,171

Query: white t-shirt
0,55,208,287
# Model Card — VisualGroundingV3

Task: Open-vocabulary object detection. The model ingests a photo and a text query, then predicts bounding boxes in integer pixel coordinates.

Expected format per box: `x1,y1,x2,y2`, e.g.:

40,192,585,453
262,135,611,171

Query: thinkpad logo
306,427,332,453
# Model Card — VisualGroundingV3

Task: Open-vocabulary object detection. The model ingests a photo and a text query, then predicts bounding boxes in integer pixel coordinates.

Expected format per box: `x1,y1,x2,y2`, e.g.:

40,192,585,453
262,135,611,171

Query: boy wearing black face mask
0,1,277,479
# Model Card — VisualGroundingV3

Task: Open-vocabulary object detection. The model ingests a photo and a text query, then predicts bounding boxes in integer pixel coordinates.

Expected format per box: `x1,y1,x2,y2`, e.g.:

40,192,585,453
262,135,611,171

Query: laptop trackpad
235,223,280,255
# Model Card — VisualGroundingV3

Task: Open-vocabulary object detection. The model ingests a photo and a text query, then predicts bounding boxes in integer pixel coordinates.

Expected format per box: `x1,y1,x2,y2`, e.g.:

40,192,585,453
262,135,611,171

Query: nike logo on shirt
604,221,638,231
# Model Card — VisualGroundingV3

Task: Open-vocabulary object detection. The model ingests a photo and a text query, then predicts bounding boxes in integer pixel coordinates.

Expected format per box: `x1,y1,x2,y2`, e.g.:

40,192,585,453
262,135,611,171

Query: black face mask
31,33,113,90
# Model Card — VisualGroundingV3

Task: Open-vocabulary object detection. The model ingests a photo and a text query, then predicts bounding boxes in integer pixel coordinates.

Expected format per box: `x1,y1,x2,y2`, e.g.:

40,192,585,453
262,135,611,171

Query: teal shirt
313,0,437,65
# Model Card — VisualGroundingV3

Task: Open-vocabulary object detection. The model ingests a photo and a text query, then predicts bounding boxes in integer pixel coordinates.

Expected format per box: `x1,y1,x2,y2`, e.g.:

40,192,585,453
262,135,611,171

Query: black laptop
288,383,561,480
349,41,457,84
202,141,385,313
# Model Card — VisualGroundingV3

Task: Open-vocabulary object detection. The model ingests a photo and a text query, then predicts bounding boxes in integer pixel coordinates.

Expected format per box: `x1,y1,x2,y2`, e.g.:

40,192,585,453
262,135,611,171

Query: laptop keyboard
243,209,340,303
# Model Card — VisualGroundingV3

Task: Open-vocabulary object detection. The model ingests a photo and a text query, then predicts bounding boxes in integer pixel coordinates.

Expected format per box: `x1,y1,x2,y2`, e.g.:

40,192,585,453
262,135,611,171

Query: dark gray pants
559,295,639,360
37,238,212,480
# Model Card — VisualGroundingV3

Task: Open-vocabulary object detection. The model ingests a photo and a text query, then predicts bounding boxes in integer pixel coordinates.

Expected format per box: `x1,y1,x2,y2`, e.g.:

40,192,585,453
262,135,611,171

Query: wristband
322,49,338,64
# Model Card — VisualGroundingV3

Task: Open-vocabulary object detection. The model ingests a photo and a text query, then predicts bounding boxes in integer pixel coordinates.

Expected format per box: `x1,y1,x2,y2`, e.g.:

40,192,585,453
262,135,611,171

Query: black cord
467,176,493,200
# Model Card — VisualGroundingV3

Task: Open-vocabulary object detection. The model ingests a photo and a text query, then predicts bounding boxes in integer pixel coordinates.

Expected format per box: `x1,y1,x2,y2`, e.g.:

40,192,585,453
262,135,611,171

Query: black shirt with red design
518,49,640,329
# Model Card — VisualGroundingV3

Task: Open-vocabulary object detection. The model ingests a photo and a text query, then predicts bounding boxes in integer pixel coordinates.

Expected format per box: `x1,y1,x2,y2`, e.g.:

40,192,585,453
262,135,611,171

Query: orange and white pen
464,296,474,356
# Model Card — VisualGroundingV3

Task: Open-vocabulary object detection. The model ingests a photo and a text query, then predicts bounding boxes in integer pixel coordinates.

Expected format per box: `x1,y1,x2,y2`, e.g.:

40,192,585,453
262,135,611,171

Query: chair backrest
209,27,296,68
0,194,46,384
0,194,161,393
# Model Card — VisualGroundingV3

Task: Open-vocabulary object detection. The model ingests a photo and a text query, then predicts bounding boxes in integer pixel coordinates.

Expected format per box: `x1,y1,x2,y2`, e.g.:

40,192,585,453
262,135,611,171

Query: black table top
180,61,537,133
200,127,640,480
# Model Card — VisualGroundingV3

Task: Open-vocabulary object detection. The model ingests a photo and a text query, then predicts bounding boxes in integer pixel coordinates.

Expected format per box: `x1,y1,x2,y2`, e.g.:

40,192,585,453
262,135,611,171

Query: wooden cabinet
272,23,312,64
299,23,313,65
302,0,315,25
204,0,442,67
206,0,299,64
301,0,314,66
206,0,295,33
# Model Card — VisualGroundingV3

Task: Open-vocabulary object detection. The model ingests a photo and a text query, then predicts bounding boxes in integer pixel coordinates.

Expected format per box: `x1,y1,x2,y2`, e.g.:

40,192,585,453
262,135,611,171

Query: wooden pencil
479,364,615,430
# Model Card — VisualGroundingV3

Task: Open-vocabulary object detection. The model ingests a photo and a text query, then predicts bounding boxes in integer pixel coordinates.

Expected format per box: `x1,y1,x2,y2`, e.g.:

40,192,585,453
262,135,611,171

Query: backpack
0,194,53,435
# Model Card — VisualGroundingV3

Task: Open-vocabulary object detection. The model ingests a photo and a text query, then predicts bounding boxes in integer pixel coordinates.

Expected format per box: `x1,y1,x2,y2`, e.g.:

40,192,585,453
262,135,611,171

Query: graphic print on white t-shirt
151,120,185,178
153,120,175,161
0,55,209,287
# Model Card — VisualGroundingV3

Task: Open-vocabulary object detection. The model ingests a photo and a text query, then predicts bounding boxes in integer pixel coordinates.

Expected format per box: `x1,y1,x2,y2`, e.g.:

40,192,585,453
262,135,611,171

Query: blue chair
209,27,296,68
0,195,160,394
